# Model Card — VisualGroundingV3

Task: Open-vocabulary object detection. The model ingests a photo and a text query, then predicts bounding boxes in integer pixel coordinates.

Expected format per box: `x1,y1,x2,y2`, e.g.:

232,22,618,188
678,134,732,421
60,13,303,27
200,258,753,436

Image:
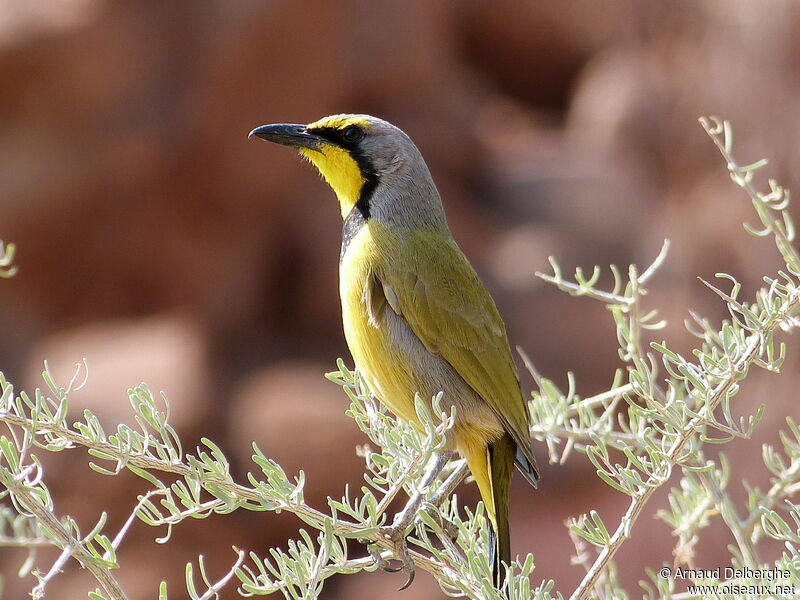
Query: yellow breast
339,223,421,424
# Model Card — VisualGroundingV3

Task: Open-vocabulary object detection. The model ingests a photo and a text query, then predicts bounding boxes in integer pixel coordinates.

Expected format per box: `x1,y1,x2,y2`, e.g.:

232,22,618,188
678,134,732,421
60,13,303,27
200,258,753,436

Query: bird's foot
365,451,456,589
431,510,460,541
360,526,415,589
363,540,395,572
378,523,416,590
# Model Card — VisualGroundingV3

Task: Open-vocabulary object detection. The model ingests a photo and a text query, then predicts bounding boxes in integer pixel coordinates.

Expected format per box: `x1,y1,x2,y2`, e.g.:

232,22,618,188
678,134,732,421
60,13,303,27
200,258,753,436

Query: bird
249,114,538,588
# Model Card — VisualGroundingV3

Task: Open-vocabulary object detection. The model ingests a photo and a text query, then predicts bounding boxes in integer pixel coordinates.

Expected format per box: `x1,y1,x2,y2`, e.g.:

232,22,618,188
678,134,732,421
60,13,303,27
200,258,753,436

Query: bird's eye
342,126,363,144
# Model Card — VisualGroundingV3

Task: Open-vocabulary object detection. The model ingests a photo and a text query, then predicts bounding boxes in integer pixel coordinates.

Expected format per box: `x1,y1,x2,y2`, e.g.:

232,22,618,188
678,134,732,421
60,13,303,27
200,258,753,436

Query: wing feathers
383,281,402,317
364,273,386,328
375,230,537,476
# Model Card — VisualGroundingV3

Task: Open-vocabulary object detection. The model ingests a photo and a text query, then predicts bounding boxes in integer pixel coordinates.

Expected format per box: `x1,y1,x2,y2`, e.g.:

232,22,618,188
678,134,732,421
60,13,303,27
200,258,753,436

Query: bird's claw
363,540,395,572
364,452,454,589
391,539,416,590
382,562,404,574
377,525,416,590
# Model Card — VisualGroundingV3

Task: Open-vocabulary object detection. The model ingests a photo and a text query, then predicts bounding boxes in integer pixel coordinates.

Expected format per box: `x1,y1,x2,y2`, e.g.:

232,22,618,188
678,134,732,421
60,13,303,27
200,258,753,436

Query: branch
0,467,128,600
570,314,797,600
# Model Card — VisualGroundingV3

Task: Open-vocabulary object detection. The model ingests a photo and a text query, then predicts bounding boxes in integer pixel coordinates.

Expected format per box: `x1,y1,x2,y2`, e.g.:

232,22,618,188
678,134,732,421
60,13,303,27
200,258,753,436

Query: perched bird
250,114,538,587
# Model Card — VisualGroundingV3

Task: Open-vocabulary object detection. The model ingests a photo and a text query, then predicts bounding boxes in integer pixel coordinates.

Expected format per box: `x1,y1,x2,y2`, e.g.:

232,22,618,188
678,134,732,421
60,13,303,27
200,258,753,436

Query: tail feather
515,445,539,489
461,433,517,589
489,434,515,588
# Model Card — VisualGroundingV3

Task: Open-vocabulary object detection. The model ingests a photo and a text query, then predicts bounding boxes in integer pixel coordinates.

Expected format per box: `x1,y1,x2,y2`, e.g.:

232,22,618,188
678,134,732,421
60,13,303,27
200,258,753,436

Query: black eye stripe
306,123,379,226
309,125,364,147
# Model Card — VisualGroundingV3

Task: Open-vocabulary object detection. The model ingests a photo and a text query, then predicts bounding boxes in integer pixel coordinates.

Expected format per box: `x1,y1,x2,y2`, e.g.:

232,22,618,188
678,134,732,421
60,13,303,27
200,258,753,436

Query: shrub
2,118,799,599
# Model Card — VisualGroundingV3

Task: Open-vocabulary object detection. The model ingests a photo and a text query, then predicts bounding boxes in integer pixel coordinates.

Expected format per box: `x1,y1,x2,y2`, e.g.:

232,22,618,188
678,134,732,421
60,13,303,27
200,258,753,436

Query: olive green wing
379,230,536,469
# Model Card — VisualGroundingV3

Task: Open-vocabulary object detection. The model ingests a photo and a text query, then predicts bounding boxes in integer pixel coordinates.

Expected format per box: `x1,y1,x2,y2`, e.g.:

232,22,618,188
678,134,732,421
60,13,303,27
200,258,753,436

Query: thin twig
0,535,52,547
0,407,463,592
569,327,788,600
694,466,759,567
0,469,129,600
197,547,246,600
32,544,74,599
108,489,168,557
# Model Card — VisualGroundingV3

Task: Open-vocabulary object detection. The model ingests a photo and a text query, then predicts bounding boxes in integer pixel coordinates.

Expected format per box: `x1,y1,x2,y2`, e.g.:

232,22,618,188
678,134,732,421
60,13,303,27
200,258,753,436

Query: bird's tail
489,434,515,587
463,433,516,589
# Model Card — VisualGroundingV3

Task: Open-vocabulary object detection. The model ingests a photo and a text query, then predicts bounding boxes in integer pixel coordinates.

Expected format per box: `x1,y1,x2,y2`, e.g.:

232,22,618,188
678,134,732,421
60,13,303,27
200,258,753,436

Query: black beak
248,123,323,151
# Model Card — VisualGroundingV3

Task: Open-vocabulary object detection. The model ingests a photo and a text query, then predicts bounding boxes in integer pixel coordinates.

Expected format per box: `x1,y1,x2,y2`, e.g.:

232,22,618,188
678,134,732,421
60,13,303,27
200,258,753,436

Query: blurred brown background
2,1,800,598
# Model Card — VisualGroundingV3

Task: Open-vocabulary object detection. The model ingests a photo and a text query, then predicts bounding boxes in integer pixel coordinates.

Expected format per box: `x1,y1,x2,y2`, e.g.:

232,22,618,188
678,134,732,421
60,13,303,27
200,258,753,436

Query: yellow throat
299,115,374,218
300,145,365,218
